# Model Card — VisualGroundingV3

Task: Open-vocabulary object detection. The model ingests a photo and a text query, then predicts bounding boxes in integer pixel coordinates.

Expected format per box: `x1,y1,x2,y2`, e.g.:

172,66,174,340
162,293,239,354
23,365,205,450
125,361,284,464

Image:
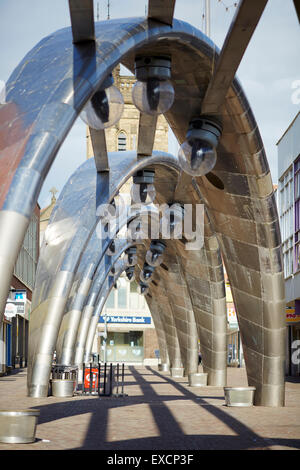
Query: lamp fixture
107,240,115,256
138,282,149,296
131,169,156,204
80,73,124,129
145,240,166,267
178,116,222,176
124,246,138,266
139,262,155,284
132,56,175,115
125,265,135,282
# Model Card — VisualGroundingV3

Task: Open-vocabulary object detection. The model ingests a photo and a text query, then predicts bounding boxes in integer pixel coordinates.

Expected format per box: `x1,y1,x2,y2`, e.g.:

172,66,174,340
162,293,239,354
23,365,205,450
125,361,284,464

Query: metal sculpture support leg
27,227,90,397
159,251,199,376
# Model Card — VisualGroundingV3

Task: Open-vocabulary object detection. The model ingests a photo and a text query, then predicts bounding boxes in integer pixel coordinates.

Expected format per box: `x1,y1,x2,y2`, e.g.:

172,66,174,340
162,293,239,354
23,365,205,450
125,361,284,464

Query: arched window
118,132,127,151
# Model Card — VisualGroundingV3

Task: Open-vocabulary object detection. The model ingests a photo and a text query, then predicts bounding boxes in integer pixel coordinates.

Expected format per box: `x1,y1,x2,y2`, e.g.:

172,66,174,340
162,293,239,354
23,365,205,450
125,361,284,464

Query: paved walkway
0,366,299,450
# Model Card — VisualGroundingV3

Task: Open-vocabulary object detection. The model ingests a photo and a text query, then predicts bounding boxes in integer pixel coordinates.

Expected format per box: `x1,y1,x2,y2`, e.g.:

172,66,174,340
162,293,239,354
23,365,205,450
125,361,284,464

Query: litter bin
51,364,78,397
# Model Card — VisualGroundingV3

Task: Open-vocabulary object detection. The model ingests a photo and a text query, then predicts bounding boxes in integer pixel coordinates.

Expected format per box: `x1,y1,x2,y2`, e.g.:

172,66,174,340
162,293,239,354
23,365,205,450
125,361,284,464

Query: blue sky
0,0,299,208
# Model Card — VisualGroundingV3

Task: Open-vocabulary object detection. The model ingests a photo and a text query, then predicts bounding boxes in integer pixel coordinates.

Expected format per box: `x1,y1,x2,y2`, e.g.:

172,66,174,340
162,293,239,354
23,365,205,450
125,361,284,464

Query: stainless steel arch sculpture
0,2,285,406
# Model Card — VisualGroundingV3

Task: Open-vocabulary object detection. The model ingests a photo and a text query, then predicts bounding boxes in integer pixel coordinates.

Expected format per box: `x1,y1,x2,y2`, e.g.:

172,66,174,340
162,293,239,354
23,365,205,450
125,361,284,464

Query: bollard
0,410,40,444
98,363,101,396
109,363,113,395
116,363,120,396
121,363,125,396
89,363,93,394
103,362,107,395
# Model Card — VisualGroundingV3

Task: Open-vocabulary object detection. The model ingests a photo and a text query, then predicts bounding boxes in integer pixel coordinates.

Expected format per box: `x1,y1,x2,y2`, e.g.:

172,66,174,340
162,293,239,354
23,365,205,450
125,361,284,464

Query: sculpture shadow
28,366,300,450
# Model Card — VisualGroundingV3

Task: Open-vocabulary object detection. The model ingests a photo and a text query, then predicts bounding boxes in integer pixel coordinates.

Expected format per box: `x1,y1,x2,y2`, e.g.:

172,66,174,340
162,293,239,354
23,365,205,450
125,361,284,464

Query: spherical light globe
106,240,115,256
80,85,124,130
125,252,138,267
139,269,153,284
138,283,149,295
126,269,135,282
132,79,174,115
178,139,217,176
145,250,164,267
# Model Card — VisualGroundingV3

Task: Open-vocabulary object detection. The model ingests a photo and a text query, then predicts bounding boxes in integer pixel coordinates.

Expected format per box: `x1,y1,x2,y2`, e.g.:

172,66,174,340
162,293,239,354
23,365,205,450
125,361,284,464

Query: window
105,290,115,309
118,132,127,151
294,156,300,271
14,213,38,289
117,286,127,309
279,167,293,278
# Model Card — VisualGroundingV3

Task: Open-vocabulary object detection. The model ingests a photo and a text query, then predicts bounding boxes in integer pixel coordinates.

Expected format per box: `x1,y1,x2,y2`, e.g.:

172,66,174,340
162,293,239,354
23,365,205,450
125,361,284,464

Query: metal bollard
89,363,93,394
98,363,101,396
109,363,113,395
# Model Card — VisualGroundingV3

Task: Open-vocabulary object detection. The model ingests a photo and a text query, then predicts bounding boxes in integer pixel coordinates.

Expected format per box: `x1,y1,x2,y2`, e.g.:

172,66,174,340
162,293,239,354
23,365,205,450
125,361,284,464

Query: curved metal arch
73,239,135,366
0,16,210,324
55,195,158,365
143,291,170,368
138,245,199,376
167,171,227,386
157,249,200,376
27,152,178,397
0,15,285,406
31,151,225,391
152,166,227,384
83,257,128,364
135,246,184,371
63,158,226,382
147,272,183,369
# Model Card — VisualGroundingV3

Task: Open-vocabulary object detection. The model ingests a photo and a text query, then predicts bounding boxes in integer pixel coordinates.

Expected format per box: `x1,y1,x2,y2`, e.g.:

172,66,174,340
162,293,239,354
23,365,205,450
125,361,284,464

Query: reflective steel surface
0,14,285,406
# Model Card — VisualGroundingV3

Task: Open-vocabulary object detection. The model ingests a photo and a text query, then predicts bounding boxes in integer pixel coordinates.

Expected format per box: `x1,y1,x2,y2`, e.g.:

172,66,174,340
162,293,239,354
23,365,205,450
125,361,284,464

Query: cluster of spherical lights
138,240,167,296
80,56,222,178
83,56,223,295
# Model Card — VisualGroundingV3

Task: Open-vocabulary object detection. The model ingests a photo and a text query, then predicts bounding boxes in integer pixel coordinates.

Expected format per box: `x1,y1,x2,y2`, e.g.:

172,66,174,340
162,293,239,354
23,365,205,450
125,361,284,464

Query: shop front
286,306,300,377
0,290,30,375
97,314,157,364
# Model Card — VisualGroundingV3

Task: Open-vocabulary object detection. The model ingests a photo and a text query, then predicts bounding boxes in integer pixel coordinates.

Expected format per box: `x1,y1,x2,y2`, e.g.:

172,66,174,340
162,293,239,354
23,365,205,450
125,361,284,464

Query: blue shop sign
99,315,151,324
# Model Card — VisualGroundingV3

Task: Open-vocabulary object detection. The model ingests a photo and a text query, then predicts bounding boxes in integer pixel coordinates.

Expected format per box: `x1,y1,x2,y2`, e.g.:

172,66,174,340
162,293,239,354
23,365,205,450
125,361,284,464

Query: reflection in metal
0,5,286,406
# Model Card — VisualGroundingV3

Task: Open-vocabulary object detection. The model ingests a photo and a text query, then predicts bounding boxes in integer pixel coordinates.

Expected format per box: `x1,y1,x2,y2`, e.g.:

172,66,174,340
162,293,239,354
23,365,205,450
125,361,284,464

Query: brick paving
0,366,299,450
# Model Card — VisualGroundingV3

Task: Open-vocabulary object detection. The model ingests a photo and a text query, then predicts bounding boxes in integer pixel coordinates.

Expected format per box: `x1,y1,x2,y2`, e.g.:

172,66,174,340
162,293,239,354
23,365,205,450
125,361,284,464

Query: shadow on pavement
26,366,300,450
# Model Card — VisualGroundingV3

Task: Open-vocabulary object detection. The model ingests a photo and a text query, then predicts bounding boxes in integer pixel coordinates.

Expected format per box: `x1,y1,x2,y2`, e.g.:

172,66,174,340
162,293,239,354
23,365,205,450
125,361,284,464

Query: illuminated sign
99,315,151,324
13,290,26,303
4,303,17,319
286,307,300,324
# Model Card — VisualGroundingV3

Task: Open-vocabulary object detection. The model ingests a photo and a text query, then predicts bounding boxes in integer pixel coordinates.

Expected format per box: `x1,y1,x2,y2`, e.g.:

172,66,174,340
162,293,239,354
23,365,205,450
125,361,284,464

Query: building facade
0,204,40,375
277,111,300,376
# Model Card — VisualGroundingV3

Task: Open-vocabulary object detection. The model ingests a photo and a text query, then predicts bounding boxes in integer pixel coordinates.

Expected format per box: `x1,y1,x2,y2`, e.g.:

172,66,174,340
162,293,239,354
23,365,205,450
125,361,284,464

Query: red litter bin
84,366,99,391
